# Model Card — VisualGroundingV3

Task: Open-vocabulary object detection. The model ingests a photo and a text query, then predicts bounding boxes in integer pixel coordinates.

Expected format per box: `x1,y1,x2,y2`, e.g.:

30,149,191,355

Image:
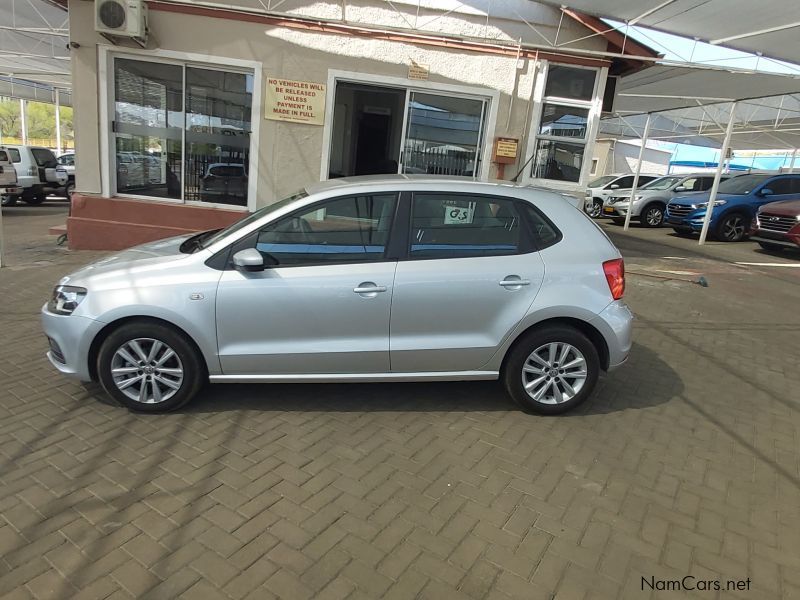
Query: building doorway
327,79,490,180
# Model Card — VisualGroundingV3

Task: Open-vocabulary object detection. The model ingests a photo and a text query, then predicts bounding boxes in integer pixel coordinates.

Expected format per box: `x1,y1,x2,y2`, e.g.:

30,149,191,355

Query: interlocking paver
2,205,800,599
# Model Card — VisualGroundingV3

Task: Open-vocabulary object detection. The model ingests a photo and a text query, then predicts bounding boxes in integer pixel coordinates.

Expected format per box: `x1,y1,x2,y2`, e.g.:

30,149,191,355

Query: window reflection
114,59,183,199
544,66,596,101
539,104,589,139
531,139,584,183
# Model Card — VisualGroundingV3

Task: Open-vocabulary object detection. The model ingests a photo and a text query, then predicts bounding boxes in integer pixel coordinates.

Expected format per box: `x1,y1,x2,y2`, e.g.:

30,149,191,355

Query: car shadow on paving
75,342,677,417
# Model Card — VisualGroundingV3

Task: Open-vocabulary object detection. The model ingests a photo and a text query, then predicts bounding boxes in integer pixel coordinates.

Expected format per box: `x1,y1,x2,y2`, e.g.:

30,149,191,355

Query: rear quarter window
519,203,562,250
31,148,57,167
8,148,21,162
0,150,7,162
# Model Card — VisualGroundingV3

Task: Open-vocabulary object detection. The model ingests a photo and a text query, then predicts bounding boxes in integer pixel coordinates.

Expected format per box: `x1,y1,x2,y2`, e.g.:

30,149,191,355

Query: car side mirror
609,184,620,189
232,248,267,272
674,186,686,192
758,188,773,196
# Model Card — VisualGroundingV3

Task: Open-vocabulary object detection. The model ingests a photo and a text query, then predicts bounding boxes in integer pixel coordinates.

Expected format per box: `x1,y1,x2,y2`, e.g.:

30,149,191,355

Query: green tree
0,98,74,142
0,100,21,138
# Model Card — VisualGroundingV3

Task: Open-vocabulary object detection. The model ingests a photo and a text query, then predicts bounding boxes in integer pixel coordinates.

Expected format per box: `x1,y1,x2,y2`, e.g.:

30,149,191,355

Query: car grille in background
47,337,65,364
668,204,693,217
758,213,796,233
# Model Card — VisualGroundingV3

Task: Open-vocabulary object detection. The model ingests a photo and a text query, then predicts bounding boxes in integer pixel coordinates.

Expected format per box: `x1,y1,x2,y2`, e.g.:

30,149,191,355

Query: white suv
584,173,661,218
2,145,62,206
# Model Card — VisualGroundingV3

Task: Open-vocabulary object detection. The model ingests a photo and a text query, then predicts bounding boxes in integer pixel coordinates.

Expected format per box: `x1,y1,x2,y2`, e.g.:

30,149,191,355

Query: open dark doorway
328,82,405,178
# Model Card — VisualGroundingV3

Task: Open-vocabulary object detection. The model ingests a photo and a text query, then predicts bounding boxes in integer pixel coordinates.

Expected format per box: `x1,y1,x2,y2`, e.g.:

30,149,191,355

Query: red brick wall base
67,194,246,250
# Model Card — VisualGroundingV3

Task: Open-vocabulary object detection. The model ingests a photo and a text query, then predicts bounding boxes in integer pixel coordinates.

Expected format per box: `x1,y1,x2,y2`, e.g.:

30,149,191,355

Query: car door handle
354,284,387,294
499,277,531,287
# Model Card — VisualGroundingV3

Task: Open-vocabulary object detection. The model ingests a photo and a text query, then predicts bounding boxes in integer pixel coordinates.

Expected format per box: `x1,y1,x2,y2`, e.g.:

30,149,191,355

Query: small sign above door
266,78,326,125
408,62,430,80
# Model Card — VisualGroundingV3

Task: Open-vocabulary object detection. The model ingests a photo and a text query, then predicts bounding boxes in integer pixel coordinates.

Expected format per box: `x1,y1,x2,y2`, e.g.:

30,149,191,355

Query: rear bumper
592,300,634,371
1,186,22,195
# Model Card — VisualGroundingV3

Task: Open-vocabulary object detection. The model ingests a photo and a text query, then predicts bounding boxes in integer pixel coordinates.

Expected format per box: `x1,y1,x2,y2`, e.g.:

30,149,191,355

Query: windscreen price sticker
444,206,474,224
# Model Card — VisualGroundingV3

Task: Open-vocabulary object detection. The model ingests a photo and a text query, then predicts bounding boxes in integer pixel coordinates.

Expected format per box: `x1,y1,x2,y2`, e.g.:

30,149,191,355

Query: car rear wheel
503,326,600,415
757,241,784,252
65,182,75,201
588,199,603,218
97,322,205,412
1,195,17,207
24,194,46,205
641,203,665,228
715,213,749,242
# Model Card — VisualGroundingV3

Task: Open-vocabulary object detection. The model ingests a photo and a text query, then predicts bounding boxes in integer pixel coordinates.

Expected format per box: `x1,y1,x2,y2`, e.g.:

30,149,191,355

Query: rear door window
8,148,21,163
30,148,57,167
0,150,7,162
408,193,525,259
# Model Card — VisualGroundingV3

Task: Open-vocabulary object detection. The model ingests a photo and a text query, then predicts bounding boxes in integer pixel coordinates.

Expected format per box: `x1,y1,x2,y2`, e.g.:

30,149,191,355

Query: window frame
99,45,261,212
522,61,607,191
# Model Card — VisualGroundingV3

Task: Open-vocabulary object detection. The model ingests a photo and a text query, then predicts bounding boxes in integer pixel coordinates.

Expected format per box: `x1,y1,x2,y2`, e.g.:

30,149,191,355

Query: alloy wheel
589,201,602,218
645,206,663,226
521,342,588,404
110,338,184,404
721,215,745,241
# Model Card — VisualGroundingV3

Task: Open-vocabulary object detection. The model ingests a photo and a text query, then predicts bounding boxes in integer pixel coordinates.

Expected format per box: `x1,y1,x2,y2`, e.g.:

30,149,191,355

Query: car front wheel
588,199,603,218
97,321,205,412
503,326,600,415
715,213,749,242
641,204,665,228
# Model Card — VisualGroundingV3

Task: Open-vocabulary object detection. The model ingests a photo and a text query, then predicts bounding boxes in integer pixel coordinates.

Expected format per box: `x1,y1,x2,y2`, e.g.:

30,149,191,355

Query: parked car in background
750,199,800,252
56,153,76,200
602,173,733,227
200,163,248,204
584,173,661,218
2,145,62,205
0,147,24,206
42,176,632,415
666,173,800,242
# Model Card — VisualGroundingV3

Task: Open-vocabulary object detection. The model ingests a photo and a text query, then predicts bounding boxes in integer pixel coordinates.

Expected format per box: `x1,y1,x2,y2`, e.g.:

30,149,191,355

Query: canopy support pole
55,90,62,156
623,113,651,231
699,102,737,245
788,149,797,173
19,99,27,146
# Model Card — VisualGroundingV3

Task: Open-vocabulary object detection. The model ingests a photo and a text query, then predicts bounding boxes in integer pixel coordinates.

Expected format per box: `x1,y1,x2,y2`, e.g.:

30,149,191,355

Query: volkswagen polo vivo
42,176,632,415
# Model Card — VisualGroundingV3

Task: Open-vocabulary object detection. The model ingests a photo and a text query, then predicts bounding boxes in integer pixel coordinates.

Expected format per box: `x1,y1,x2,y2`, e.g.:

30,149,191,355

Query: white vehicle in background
56,153,76,200
0,148,24,206
584,173,661,218
2,145,62,206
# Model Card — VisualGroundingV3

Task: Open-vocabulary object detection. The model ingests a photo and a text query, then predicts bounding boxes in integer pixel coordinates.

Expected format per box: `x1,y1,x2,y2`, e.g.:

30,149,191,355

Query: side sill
209,371,500,384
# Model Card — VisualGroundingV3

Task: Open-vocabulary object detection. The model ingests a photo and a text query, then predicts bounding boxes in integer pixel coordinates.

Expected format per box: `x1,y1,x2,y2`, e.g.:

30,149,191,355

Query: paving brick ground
1,203,799,599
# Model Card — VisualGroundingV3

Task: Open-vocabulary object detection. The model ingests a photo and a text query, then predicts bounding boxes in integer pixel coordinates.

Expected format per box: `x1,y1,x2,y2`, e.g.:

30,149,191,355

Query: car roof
305,175,537,195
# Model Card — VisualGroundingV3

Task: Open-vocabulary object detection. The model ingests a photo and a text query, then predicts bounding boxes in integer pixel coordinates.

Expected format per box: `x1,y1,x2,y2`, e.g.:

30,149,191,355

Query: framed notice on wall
265,78,326,125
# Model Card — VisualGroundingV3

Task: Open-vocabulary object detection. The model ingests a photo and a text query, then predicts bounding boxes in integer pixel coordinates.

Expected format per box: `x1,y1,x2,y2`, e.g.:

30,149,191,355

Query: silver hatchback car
42,176,632,414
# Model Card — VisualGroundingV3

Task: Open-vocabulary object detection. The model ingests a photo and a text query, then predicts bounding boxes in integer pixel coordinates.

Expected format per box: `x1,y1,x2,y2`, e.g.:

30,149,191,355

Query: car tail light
27,166,36,176
603,258,625,300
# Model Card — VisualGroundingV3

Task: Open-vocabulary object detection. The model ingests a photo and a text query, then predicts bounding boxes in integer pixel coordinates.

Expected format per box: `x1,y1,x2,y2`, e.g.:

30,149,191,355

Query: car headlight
633,195,643,201
694,200,727,209
48,285,87,315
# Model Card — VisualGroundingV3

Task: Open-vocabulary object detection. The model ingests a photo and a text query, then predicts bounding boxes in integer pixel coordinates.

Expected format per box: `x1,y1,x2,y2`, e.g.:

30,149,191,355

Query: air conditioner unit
95,0,148,46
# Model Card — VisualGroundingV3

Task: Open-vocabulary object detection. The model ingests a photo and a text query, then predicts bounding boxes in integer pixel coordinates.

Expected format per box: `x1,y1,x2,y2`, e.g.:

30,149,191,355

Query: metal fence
403,146,475,177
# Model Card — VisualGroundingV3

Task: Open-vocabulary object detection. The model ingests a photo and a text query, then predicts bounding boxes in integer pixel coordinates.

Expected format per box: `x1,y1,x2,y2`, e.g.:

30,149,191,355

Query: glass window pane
544,65,596,101
409,194,521,259
539,104,589,139
402,93,485,177
519,204,561,250
185,67,253,206
256,194,397,266
530,139,584,182
114,58,183,199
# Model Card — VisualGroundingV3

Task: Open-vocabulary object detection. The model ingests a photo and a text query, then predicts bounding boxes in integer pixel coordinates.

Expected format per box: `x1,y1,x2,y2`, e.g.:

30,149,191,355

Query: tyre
97,321,205,412
1,195,17,207
503,325,600,415
640,203,665,228
588,199,603,219
757,241,784,252
65,182,75,201
715,212,749,242
672,228,693,237
24,194,46,205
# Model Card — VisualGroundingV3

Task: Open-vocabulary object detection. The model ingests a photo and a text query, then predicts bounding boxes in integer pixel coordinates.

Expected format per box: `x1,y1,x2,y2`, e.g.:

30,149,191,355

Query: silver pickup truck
0,147,24,206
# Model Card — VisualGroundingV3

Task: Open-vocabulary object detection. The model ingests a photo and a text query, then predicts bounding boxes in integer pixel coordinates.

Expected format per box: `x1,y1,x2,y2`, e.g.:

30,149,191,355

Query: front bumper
591,300,634,371
751,228,800,249
41,305,105,381
666,209,707,231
